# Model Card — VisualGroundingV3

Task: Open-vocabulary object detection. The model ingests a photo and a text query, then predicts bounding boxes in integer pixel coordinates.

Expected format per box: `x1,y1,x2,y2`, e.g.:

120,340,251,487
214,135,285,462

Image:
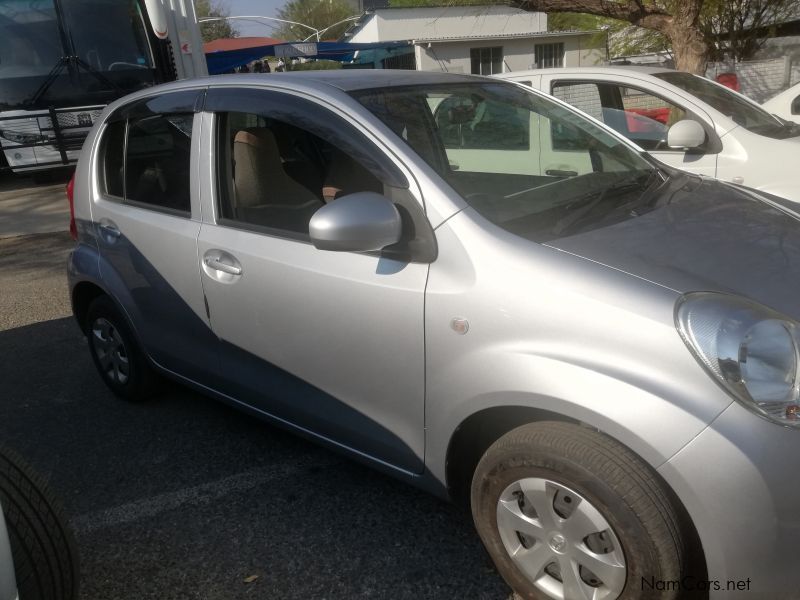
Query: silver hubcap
496,478,626,600
91,318,130,385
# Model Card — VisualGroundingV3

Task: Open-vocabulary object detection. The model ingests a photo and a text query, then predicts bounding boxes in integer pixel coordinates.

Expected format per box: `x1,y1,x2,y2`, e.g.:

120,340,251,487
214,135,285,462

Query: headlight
676,292,800,427
0,130,47,145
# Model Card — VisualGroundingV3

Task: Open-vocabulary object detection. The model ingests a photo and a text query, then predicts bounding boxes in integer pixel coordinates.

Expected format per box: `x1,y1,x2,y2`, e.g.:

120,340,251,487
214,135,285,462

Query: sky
225,0,286,37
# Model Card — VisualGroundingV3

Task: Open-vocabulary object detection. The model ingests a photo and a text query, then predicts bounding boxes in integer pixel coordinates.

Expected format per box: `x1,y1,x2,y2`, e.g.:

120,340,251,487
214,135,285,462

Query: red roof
203,37,282,53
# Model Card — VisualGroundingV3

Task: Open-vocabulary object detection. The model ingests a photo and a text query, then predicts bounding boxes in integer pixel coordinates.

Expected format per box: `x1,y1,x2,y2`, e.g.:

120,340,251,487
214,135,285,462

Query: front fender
424,210,734,489
425,344,733,490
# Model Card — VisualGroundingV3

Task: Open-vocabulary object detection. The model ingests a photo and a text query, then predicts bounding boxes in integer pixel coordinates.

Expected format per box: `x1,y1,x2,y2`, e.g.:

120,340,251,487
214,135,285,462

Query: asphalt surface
0,174,512,599
0,170,71,238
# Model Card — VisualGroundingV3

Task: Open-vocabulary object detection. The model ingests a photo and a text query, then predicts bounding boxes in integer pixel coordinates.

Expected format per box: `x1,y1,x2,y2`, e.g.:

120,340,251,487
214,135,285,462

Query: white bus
0,0,206,173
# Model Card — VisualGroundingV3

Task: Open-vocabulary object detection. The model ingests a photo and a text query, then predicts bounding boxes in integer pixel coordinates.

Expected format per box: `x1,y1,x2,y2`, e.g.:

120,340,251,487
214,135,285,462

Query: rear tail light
66,172,77,240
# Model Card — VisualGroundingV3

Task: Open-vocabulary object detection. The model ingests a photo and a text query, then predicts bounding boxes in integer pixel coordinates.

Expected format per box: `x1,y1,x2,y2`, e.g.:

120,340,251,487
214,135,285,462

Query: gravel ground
0,231,512,599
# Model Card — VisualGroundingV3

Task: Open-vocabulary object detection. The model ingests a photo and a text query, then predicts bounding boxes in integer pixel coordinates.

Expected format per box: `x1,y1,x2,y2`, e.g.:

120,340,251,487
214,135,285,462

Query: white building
343,6,605,73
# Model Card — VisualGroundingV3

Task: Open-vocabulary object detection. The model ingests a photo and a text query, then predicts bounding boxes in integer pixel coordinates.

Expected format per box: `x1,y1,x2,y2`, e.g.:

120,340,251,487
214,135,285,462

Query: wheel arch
444,406,708,587
445,405,576,508
71,280,107,331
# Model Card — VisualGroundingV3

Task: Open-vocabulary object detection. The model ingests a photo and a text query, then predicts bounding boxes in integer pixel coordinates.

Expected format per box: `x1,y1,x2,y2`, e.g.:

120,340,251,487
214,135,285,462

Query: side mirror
309,192,402,252
791,95,800,116
667,119,706,150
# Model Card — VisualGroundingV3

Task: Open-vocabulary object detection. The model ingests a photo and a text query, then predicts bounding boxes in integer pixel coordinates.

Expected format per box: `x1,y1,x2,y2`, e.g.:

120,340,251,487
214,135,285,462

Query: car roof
496,66,677,78
101,70,526,120
129,69,488,97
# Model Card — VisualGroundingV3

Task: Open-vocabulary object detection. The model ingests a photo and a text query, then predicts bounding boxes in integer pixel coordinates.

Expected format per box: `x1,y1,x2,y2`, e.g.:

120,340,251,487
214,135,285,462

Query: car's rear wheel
85,295,158,401
0,446,79,600
471,422,689,600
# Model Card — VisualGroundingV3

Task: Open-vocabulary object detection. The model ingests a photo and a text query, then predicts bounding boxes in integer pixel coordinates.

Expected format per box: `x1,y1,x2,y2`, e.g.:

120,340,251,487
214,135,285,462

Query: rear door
91,89,218,384
196,87,431,473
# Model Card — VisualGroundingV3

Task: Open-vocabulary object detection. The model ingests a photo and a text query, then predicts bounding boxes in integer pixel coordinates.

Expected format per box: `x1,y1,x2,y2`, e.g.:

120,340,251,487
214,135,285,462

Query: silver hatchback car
67,71,800,600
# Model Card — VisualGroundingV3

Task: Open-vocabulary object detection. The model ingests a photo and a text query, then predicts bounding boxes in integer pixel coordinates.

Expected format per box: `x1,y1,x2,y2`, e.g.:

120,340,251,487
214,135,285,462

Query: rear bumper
659,401,800,599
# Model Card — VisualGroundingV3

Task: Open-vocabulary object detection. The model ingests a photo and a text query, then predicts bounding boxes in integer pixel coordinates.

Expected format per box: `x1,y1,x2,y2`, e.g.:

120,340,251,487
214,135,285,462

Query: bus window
62,0,155,73
0,0,63,79
0,0,158,111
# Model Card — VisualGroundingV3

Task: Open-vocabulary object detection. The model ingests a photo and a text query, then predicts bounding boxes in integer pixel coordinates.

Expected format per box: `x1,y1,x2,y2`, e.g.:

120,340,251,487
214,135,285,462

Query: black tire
85,295,159,401
0,446,79,600
471,422,689,600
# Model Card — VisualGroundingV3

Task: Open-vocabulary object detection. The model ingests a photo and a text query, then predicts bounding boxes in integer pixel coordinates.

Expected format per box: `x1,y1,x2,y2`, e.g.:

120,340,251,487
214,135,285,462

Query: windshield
0,0,156,110
653,71,797,139
352,82,664,242
62,0,154,72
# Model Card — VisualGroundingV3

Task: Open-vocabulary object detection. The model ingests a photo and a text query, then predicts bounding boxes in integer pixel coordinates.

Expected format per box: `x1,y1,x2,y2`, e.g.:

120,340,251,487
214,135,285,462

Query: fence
707,56,799,103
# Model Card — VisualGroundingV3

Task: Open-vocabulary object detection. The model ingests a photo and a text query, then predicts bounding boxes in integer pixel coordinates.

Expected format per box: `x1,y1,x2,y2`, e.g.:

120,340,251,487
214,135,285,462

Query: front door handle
204,256,242,276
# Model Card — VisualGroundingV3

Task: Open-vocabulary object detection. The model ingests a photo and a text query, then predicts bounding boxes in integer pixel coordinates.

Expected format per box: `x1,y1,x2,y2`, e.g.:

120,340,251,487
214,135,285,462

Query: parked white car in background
496,67,800,202
762,81,800,123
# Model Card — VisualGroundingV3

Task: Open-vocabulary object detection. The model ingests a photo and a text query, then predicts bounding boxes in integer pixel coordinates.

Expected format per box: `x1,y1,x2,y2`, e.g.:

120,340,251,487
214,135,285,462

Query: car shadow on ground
0,316,510,600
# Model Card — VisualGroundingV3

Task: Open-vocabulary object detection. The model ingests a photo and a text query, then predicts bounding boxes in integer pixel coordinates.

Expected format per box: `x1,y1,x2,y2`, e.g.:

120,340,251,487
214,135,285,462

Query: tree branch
517,0,674,31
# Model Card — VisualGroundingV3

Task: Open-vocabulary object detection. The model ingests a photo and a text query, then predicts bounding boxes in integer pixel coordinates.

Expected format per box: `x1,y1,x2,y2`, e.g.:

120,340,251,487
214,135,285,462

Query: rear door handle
99,224,120,237
204,255,242,276
98,221,121,243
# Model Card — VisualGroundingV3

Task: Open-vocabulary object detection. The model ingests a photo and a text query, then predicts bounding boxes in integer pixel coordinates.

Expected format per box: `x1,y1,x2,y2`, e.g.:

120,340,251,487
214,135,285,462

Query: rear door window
98,90,202,215
125,113,193,213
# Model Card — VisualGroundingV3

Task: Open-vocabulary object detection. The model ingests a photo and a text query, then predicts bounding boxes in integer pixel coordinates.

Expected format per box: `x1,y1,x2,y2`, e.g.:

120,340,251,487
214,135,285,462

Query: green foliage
544,0,796,62
286,59,344,70
274,0,356,41
195,0,239,43
547,12,606,32
548,11,669,60
388,0,487,7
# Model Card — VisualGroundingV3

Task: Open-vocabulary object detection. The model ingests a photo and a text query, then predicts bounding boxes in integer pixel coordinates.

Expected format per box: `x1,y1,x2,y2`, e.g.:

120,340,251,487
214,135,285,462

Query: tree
545,0,798,70
274,0,356,41
548,12,671,60
517,1,709,74
195,0,239,43
701,0,798,62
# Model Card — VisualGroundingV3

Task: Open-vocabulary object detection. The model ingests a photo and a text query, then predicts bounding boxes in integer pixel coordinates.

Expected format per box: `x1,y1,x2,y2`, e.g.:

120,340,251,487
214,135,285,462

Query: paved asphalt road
0,172,512,599
0,171,71,238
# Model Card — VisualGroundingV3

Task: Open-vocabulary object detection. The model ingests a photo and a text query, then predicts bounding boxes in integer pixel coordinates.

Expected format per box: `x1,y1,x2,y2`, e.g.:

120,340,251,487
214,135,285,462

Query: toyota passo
67,71,800,600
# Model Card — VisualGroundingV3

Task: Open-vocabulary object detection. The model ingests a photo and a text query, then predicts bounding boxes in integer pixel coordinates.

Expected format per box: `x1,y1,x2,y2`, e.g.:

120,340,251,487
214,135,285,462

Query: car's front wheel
471,422,690,600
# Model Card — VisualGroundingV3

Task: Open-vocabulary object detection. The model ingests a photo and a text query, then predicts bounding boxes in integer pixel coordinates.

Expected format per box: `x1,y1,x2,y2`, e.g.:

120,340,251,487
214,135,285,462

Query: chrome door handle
204,256,242,276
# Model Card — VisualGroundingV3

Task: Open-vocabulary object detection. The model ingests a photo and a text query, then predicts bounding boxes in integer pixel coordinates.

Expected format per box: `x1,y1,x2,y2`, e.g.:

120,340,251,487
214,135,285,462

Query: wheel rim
91,317,130,385
496,478,626,600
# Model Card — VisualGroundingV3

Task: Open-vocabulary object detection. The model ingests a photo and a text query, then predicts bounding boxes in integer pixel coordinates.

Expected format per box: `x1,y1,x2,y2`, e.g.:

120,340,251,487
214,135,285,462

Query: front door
196,89,430,473
547,77,719,178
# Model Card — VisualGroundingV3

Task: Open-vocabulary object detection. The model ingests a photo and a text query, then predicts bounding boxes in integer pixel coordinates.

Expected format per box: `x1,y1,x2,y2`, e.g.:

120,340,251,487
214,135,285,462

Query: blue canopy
205,41,412,74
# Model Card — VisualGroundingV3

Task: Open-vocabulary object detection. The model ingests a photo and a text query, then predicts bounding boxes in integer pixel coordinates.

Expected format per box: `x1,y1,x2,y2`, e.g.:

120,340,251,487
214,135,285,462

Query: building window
470,47,503,75
534,43,564,69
